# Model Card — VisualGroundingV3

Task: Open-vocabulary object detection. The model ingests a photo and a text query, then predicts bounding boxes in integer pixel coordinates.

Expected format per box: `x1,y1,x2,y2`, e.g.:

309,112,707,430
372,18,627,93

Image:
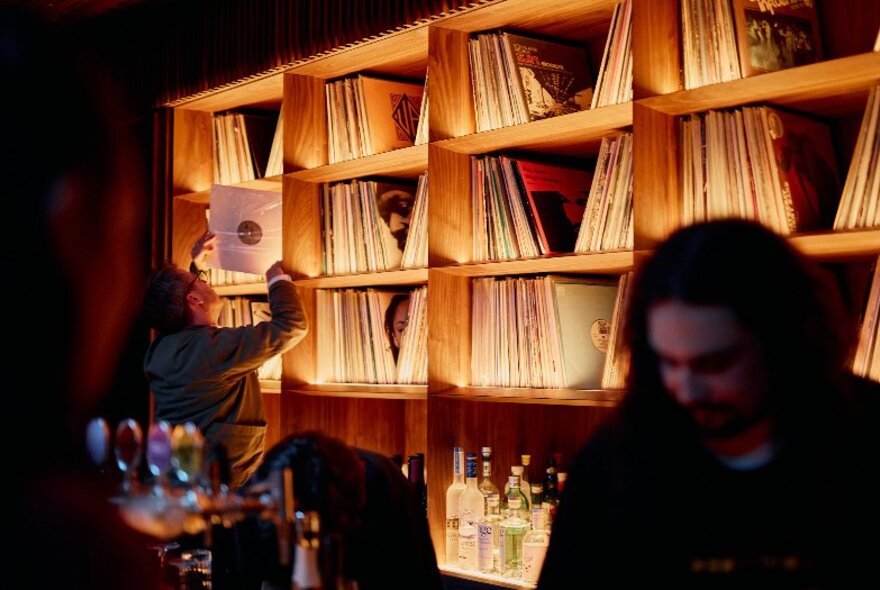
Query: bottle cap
531,483,543,494
511,465,523,475
481,446,492,455
521,454,531,465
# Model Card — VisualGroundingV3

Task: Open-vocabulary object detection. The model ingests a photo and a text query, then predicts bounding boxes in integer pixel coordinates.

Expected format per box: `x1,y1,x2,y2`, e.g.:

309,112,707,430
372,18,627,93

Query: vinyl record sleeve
209,184,282,275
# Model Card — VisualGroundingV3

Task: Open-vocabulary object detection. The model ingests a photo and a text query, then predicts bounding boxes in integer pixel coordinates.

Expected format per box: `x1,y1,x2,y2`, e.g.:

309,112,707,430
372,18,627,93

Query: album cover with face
209,184,282,276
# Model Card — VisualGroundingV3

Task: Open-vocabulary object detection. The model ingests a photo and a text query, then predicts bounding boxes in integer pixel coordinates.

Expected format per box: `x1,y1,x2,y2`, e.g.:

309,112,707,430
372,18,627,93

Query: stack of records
471,275,619,390
396,286,428,385
316,288,426,385
601,272,632,390
213,111,279,184
834,85,880,231
853,256,880,383
574,132,634,253
400,173,429,270
682,0,822,89
326,74,425,163
680,105,839,235
468,30,593,132
472,156,590,261
590,0,633,109
321,178,418,274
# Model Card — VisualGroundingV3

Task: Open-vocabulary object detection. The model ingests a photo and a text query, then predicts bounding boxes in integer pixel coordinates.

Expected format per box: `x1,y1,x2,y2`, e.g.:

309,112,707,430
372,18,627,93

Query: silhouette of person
0,5,159,588
539,219,880,588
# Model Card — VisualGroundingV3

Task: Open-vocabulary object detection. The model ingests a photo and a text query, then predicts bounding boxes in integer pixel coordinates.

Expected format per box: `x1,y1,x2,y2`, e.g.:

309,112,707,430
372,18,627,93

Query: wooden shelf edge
431,251,635,277
287,383,428,400
288,144,429,183
294,268,429,288
434,102,633,155
213,282,268,296
439,564,536,590
789,229,880,260
431,386,624,407
640,52,880,116
260,380,281,394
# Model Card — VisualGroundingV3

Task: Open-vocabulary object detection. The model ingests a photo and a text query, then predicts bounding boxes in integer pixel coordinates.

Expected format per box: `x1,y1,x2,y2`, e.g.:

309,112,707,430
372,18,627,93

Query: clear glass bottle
503,465,530,510
477,493,502,574
530,483,544,511
521,506,550,583
478,446,499,505
457,452,484,570
499,475,529,579
444,446,466,565
520,454,531,500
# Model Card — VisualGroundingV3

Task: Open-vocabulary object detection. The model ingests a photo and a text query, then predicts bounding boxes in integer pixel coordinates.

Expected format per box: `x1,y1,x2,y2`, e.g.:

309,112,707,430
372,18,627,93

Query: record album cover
209,184,282,275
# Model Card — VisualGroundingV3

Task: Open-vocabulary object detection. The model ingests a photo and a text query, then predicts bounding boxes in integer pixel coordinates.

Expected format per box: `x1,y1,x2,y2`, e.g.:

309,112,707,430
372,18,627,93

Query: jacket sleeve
206,280,308,379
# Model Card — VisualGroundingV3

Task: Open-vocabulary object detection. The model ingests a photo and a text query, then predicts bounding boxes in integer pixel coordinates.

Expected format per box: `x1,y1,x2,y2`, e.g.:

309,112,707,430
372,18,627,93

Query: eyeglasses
186,269,208,294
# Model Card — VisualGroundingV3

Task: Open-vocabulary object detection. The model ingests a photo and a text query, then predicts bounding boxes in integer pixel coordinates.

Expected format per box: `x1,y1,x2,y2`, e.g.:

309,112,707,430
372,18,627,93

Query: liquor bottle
521,507,550,583
543,455,558,507
520,454,532,500
292,510,323,590
477,493,503,574
530,483,544,511
407,453,427,514
499,475,529,579
503,465,530,510
478,446,499,504
543,454,560,525
458,453,484,570
445,446,466,565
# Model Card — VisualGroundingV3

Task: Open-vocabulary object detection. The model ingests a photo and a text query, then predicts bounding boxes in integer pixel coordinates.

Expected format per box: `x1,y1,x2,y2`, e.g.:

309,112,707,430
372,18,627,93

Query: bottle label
522,542,549,583
509,496,521,510
482,461,492,478
477,523,494,571
446,519,459,564
458,525,478,570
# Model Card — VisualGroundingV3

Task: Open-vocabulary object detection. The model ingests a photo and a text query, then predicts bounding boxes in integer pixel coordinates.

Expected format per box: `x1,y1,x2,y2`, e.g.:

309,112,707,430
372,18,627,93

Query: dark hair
252,431,366,537
624,219,853,441
143,265,191,334
384,293,410,360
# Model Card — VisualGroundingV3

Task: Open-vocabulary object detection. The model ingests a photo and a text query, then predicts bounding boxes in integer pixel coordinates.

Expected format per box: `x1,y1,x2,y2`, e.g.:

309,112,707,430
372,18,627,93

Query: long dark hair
623,219,854,445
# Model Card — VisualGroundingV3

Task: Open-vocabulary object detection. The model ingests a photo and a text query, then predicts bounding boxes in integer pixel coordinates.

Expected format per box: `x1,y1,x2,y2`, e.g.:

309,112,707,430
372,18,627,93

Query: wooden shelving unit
163,0,880,586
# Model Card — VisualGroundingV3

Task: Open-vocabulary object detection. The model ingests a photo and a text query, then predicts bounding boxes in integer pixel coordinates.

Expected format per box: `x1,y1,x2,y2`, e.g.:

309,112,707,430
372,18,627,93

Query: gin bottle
520,454,531,500
478,446,499,504
503,465,530,510
521,507,550,583
457,453,485,570
499,475,529,579
444,446,466,565
477,493,502,573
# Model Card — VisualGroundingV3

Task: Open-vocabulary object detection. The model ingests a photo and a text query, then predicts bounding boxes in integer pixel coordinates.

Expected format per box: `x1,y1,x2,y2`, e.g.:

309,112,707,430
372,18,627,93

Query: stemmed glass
171,422,205,487
85,417,111,470
147,420,173,495
115,418,143,496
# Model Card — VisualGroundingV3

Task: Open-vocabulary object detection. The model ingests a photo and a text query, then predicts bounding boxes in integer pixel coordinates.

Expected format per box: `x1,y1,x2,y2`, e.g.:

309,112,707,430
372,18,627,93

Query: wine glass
115,418,143,496
171,422,205,487
85,417,111,469
147,420,172,494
